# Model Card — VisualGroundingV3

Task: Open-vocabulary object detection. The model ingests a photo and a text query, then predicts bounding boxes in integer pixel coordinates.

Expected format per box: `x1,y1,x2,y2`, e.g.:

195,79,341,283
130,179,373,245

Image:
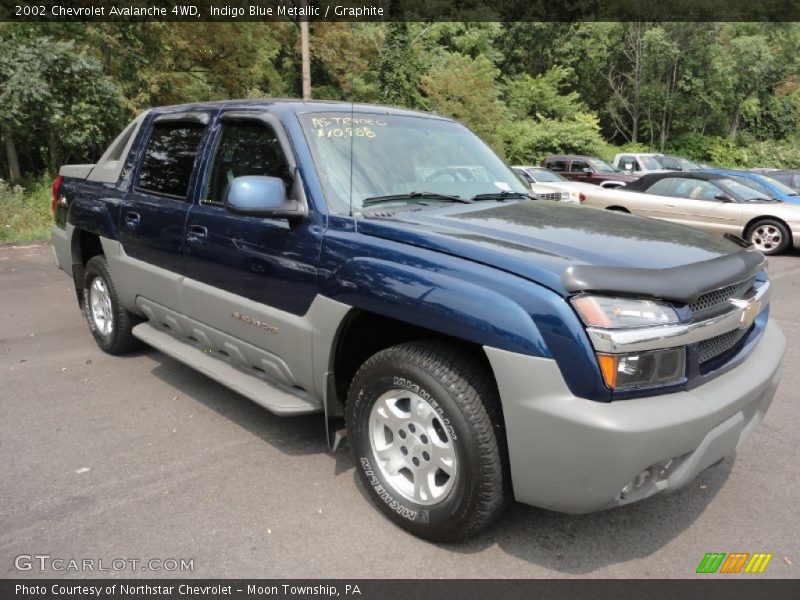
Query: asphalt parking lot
1,242,798,579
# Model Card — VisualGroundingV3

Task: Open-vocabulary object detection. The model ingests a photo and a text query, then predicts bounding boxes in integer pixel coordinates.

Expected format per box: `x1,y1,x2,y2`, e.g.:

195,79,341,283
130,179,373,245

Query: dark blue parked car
51,100,784,541
702,168,800,204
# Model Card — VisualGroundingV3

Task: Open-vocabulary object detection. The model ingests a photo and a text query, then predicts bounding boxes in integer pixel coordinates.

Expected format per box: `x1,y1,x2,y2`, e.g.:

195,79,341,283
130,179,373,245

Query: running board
132,322,322,416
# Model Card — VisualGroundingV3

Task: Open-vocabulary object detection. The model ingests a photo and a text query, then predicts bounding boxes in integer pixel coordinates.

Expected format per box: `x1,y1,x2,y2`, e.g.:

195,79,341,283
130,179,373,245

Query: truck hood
356,201,764,302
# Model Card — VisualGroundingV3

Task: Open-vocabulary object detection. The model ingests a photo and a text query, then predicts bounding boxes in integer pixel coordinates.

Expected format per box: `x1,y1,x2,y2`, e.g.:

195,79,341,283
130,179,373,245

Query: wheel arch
743,214,793,244
330,308,498,408
606,205,631,213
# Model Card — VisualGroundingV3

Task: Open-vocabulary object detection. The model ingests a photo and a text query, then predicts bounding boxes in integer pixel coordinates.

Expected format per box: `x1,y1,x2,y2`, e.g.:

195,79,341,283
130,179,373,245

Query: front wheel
347,341,509,542
746,219,790,255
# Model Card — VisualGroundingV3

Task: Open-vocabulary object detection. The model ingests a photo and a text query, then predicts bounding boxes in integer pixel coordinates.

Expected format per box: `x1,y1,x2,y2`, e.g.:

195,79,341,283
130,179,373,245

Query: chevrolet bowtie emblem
730,298,761,329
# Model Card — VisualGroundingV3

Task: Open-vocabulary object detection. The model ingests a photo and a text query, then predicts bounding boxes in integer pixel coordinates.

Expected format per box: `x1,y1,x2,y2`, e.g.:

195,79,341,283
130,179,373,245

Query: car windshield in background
299,113,528,213
588,158,617,172
763,175,799,196
531,168,567,182
679,158,700,170
658,156,700,170
639,156,662,170
730,175,797,198
718,178,773,202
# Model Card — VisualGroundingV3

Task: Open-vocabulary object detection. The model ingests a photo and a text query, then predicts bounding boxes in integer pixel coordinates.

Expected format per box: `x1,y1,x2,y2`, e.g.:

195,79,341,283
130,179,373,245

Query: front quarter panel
320,216,611,402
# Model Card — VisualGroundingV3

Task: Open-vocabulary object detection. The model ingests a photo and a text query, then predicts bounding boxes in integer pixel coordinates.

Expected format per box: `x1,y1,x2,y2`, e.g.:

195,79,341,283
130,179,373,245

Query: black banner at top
2,0,800,22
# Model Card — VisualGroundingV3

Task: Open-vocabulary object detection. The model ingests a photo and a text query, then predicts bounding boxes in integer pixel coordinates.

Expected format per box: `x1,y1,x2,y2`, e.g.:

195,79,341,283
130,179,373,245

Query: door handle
665,203,677,208
125,211,140,229
187,224,208,242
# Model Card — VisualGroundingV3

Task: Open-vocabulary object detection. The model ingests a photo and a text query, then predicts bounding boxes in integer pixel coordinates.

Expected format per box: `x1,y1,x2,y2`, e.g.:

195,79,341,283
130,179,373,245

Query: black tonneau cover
561,248,766,304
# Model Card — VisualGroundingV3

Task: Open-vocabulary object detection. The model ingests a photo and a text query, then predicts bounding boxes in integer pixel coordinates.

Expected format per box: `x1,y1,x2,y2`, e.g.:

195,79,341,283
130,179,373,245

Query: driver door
181,111,323,390
649,178,742,234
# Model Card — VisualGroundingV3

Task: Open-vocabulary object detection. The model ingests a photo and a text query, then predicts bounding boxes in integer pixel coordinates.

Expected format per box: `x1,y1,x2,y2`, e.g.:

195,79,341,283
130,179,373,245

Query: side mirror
582,167,592,174
714,193,733,203
623,164,633,171
224,175,305,218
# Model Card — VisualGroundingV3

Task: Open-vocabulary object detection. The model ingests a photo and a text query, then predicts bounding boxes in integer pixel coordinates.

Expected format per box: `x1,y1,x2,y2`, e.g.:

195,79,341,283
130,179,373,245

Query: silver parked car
580,171,800,255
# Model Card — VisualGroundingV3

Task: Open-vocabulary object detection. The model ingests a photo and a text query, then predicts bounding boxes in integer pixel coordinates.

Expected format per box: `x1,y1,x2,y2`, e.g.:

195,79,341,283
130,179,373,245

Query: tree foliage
4,21,800,181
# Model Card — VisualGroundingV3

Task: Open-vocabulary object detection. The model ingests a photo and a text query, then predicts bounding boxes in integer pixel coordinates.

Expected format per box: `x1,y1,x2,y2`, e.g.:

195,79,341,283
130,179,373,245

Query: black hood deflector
561,248,765,304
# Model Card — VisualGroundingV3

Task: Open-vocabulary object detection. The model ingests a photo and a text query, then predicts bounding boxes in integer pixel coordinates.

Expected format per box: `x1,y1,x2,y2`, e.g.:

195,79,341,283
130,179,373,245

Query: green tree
377,23,424,108
420,52,504,147
0,31,125,178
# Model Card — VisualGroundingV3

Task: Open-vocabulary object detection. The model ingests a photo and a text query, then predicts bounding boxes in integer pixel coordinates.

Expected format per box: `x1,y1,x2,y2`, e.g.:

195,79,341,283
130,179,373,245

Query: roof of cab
149,98,451,121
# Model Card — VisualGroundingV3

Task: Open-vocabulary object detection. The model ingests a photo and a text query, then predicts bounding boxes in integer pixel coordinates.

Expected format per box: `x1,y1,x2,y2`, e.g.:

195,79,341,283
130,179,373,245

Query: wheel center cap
407,437,421,454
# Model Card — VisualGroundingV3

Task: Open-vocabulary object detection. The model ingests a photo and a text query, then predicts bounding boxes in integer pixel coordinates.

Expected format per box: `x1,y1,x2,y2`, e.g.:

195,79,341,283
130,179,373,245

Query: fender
319,244,610,401
66,184,124,248
322,256,550,357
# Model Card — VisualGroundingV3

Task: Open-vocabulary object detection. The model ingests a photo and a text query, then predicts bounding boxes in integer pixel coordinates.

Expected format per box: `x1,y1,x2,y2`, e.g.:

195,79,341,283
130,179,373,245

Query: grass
0,175,53,244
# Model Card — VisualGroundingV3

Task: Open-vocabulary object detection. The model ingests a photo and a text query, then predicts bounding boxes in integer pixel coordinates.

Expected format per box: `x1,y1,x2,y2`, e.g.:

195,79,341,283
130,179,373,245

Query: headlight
572,295,685,391
596,347,686,390
571,295,679,329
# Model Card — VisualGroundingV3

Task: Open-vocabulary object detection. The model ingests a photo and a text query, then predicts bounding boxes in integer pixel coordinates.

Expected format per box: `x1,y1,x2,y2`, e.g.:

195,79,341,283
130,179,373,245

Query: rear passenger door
118,113,209,277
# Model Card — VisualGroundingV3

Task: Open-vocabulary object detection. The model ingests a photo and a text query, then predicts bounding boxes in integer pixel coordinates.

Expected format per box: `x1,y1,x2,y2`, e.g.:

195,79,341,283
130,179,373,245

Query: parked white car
512,166,597,204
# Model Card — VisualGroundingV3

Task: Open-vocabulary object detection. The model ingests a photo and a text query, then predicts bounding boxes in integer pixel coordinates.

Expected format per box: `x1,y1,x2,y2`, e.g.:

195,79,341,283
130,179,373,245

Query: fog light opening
619,453,690,499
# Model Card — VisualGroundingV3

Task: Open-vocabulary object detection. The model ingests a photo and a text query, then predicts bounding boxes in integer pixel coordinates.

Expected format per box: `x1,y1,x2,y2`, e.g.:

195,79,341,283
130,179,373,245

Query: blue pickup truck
51,100,784,541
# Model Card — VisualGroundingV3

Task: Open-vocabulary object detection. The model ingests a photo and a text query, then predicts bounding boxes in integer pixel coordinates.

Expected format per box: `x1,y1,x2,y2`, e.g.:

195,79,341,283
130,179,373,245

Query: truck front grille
698,326,750,369
690,277,756,318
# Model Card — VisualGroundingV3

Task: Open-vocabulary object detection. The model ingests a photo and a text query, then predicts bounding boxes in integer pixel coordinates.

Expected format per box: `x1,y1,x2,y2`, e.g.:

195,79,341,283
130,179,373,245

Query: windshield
728,174,797,198
763,175,799,196
588,158,616,173
299,112,528,213
531,168,567,182
639,156,662,170
717,178,773,202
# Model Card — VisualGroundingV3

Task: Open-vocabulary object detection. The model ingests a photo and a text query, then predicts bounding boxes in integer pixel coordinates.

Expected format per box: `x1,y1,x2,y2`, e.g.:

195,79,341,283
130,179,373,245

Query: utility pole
300,2,311,101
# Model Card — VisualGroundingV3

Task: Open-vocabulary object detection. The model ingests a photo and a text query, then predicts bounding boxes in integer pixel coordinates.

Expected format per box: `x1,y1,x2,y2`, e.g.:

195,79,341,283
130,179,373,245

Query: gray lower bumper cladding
485,320,784,513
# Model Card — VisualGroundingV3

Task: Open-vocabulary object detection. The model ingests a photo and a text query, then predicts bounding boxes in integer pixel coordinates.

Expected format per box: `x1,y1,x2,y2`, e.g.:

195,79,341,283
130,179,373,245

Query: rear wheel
746,219,790,255
347,341,509,542
83,256,142,354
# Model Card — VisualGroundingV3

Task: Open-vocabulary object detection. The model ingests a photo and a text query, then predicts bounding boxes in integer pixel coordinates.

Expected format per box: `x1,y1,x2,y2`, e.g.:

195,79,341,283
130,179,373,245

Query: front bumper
484,320,784,513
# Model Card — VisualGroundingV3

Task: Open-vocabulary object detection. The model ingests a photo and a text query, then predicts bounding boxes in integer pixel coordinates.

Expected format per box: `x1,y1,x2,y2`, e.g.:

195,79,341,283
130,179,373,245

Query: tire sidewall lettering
358,457,422,522
390,376,458,441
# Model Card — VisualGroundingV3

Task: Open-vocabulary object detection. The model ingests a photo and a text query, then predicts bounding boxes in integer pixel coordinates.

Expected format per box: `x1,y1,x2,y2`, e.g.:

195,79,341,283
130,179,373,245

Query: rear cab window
136,120,207,199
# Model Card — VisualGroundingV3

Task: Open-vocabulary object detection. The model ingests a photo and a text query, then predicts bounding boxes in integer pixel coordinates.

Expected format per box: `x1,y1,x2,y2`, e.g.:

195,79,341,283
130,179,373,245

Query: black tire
746,219,791,255
82,255,143,355
347,341,509,542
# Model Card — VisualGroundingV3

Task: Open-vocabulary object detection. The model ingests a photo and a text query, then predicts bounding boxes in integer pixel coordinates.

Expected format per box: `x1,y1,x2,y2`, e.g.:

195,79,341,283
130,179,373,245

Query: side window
548,159,566,172
671,178,720,201
645,177,677,196
618,156,636,171
204,120,292,205
570,160,589,173
137,122,206,198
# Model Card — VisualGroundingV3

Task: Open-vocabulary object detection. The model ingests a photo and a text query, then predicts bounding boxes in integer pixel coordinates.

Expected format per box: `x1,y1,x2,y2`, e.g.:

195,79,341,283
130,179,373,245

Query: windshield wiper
470,191,535,201
362,192,472,207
